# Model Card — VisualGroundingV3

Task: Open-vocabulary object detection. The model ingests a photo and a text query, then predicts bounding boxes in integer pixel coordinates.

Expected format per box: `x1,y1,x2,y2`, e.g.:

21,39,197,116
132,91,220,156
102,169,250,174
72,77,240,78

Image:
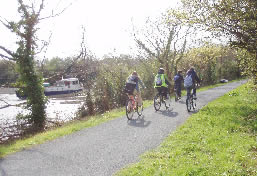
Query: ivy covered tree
0,0,47,130
170,0,257,83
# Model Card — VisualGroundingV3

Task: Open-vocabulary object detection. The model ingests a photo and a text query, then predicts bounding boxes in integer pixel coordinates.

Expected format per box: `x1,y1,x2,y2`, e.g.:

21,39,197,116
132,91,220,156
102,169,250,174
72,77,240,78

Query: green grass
115,82,257,176
0,79,248,159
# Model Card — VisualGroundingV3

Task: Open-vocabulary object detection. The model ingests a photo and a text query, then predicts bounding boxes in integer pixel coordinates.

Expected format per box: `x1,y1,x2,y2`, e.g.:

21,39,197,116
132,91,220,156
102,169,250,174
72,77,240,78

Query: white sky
0,0,179,59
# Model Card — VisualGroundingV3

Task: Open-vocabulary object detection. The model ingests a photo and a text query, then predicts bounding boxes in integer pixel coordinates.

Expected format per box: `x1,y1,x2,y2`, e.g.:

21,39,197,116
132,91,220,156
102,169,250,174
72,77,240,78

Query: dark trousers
174,84,182,97
156,87,168,99
186,84,196,98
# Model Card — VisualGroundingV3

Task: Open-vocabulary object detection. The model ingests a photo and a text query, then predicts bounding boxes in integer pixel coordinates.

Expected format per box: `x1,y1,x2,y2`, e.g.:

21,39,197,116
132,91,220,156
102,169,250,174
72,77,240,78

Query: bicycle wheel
126,99,134,120
174,89,178,102
165,94,171,109
137,102,143,116
154,93,161,111
186,96,192,112
192,97,196,110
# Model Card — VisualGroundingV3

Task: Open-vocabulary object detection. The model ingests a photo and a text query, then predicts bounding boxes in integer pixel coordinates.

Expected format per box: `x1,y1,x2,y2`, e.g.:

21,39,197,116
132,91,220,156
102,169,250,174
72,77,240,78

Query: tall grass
115,82,257,175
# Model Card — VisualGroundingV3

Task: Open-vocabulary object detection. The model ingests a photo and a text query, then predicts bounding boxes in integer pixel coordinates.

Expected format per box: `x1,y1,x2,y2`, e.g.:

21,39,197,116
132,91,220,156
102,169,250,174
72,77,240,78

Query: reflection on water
0,94,84,125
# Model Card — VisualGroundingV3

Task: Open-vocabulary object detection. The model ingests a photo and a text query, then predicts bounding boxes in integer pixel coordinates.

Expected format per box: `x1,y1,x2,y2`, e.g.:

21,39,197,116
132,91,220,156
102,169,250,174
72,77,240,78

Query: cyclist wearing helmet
154,68,171,100
124,71,145,106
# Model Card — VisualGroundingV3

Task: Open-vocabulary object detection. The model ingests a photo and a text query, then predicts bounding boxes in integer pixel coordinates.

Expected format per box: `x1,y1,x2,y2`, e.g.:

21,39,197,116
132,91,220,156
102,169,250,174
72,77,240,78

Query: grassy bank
0,80,247,158
115,82,256,175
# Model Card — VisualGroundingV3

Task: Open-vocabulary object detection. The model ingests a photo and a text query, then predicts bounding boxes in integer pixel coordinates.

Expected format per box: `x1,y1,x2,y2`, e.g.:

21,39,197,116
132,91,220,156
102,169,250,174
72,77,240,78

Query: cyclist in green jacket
154,68,171,99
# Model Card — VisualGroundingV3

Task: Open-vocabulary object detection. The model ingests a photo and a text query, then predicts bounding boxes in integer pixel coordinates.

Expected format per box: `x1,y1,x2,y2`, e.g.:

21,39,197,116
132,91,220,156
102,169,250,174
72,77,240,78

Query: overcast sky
0,0,180,59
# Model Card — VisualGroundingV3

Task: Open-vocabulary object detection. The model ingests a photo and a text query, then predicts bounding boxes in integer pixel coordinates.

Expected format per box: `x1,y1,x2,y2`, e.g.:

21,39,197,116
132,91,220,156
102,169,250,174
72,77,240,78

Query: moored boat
44,78,83,96
16,78,83,99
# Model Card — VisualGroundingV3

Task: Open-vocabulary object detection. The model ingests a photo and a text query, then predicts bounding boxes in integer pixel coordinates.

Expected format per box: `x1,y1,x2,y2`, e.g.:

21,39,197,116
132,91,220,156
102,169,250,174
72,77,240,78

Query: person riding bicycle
124,71,145,106
154,68,171,100
184,67,200,99
174,70,184,100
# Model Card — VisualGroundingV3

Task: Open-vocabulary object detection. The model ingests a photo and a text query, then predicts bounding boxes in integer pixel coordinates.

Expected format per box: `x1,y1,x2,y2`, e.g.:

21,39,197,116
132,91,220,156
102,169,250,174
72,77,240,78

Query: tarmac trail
0,80,247,176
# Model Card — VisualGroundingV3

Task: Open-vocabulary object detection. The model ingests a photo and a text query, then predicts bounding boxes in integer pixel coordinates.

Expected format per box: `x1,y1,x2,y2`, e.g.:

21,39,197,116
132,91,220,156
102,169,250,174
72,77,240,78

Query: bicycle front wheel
126,99,134,120
154,94,161,111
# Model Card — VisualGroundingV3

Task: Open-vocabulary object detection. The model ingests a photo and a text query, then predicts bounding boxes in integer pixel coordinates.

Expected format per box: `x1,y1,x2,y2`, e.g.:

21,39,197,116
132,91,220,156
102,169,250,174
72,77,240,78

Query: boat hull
44,89,83,96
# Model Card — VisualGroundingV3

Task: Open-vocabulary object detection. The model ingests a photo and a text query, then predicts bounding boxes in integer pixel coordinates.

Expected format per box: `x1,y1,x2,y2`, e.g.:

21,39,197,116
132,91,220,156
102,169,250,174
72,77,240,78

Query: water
0,92,85,126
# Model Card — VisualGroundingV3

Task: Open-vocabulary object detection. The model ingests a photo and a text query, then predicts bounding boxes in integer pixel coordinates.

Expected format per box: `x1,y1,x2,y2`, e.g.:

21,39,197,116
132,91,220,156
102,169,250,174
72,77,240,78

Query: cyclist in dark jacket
174,70,184,99
186,67,200,99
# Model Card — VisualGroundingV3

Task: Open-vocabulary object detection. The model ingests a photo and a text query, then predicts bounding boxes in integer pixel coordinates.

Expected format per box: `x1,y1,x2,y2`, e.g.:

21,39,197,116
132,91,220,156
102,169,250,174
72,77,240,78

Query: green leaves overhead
171,0,257,84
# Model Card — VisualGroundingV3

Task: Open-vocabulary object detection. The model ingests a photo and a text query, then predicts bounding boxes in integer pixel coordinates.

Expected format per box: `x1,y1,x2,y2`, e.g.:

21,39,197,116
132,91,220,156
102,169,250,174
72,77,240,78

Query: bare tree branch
0,98,25,109
39,1,74,20
0,46,17,61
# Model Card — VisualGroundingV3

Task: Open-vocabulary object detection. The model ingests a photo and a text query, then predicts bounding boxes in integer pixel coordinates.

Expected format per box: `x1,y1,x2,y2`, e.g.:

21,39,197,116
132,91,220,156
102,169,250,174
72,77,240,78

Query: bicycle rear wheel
154,94,161,111
186,96,192,112
137,102,143,116
174,89,179,102
126,99,134,120
192,98,196,110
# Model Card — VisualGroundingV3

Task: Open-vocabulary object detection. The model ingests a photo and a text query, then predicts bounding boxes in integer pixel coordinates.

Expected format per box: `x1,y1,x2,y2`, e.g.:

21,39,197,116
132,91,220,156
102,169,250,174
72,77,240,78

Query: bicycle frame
154,90,170,111
126,93,143,120
128,94,138,109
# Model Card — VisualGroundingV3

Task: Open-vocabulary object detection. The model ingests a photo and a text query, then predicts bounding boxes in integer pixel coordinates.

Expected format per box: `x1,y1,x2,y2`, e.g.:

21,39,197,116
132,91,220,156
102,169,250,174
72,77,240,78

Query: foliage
0,60,18,86
178,44,241,85
236,49,257,85
170,0,257,83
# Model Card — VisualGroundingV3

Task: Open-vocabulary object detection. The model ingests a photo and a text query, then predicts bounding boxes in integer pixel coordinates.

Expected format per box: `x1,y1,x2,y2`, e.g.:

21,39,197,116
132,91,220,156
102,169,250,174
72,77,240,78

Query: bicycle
174,88,181,102
125,94,143,120
153,90,170,111
186,88,196,112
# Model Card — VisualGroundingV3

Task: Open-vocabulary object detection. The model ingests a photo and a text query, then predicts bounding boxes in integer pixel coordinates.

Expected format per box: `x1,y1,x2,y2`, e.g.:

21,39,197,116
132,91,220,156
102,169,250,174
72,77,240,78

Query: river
0,88,85,141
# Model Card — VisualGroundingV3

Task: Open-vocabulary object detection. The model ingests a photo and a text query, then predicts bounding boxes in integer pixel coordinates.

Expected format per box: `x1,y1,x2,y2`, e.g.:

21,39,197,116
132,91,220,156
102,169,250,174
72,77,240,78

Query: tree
0,0,67,130
171,0,257,83
133,13,191,82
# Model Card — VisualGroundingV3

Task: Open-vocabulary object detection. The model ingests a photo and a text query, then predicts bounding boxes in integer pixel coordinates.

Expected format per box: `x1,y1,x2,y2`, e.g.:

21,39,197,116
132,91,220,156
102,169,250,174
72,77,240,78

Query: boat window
64,81,70,86
72,81,78,85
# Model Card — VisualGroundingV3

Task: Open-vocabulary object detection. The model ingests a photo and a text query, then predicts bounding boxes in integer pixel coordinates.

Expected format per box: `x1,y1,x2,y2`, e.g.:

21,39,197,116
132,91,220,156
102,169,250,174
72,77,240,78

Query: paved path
0,80,247,176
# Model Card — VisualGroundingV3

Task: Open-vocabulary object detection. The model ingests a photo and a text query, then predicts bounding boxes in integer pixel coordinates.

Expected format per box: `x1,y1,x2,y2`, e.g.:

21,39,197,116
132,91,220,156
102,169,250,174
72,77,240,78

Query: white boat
43,78,83,96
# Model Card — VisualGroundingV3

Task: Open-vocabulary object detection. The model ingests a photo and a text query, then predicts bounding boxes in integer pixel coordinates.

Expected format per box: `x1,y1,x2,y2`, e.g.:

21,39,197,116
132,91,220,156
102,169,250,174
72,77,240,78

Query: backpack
184,74,193,88
155,74,162,86
174,75,180,83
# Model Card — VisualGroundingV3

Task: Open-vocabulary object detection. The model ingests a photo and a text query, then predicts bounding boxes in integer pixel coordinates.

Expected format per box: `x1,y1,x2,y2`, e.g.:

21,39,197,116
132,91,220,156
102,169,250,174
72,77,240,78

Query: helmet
132,71,138,76
190,67,195,71
159,68,164,74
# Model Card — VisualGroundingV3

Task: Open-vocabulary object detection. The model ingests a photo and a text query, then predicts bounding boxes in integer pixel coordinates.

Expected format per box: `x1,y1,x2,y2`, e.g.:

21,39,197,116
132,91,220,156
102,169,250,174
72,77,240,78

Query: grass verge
115,82,257,175
0,80,247,158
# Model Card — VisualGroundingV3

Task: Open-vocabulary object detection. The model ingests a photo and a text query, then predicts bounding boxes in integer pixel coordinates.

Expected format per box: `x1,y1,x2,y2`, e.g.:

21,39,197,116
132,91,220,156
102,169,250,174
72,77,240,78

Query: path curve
0,80,247,176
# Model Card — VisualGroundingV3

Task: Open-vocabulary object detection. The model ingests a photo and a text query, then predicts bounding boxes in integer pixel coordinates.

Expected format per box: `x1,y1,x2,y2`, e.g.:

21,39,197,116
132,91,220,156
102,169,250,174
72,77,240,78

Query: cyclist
154,68,171,101
174,70,184,100
184,67,200,99
124,71,145,107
